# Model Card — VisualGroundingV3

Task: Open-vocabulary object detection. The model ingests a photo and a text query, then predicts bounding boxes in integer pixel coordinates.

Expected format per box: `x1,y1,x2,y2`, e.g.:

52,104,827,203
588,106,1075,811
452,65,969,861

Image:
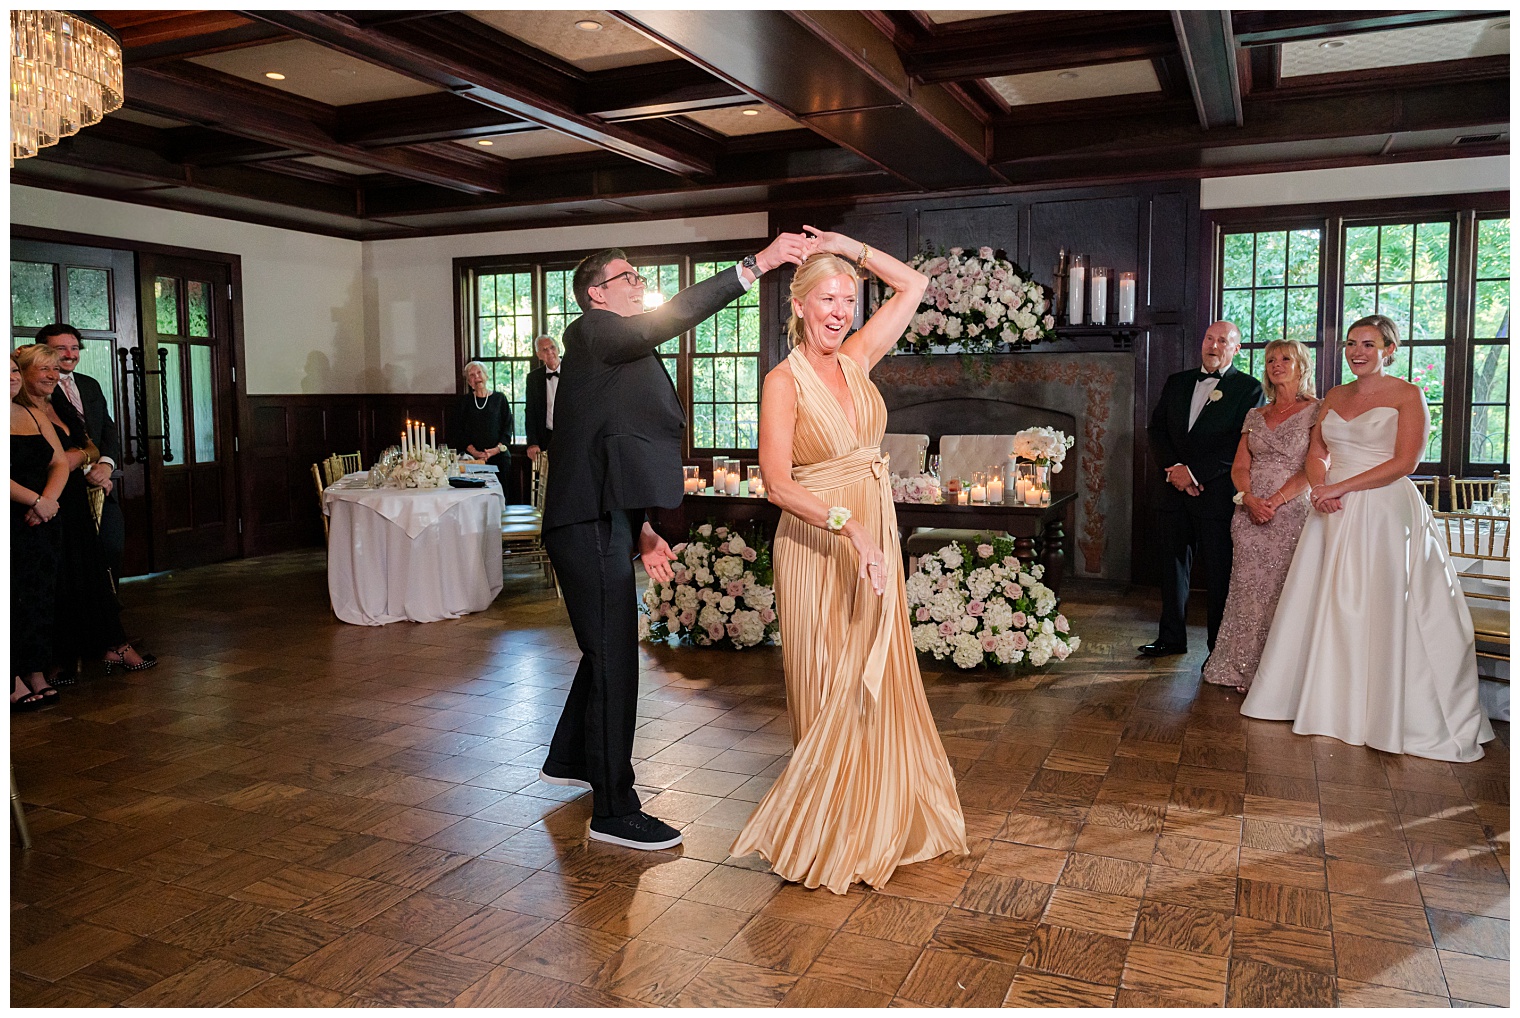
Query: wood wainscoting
242,393,529,556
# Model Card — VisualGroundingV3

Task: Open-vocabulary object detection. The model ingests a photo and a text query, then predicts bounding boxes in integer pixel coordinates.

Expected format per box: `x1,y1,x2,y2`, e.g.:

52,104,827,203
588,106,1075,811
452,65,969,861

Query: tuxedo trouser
543,511,643,818
1157,508,1233,651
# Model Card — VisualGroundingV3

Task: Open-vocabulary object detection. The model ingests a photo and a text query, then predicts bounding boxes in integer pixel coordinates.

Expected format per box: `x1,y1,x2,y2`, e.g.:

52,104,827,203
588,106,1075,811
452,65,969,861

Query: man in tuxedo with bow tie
524,335,560,463
1140,321,1264,659
540,236,808,850
39,324,125,573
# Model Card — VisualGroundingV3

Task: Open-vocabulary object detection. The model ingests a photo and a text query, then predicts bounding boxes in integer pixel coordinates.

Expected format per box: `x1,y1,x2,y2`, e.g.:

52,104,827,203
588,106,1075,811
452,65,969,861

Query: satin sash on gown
730,350,967,894
1242,406,1494,762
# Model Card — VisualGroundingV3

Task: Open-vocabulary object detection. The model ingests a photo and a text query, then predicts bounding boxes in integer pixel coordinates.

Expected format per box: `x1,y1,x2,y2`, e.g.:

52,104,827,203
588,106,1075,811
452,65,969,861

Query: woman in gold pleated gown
730,228,968,894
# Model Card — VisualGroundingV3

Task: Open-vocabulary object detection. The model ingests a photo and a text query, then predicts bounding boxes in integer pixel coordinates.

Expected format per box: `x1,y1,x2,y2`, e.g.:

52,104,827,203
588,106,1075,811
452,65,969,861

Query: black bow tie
1198,370,1224,380
545,371,559,378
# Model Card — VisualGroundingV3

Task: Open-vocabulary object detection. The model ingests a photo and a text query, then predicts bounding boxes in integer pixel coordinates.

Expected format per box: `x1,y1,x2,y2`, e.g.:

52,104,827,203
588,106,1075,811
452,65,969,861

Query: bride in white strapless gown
1242,317,1493,763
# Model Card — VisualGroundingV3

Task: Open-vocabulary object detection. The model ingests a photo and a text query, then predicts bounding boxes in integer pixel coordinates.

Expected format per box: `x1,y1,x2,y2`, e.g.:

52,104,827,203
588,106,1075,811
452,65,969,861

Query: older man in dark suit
39,323,125,572
1140,320,1265,659
541,235,807,850
524,334,559,463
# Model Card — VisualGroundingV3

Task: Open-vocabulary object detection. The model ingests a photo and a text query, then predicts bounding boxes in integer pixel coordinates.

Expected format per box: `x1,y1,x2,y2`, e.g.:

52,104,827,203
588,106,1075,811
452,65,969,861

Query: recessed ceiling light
1057,70,1080,80
476,139,494,146
264,71,286,80
741,108,760,116
575,19,602,31
1318,39,1347,49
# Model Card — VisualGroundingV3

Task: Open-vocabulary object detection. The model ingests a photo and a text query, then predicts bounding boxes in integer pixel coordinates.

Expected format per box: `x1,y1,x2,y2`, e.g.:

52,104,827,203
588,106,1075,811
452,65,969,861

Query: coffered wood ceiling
14,9,1509,240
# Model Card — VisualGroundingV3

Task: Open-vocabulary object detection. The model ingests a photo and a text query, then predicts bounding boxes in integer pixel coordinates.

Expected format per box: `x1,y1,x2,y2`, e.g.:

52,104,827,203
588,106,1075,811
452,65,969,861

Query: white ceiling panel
682,104,798,137
190,39,441,105
1282,17,1509,77
460,131,604,160
467,10,672,71
986,60,1162,107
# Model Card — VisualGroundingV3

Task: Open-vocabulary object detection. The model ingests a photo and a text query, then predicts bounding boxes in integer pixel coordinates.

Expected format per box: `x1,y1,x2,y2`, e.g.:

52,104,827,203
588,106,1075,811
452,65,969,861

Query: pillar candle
970,482,987,504
726,471,740,496
1090,267,1110,325
988,475,1004,503
956,489,970,505
1118,272,1137,324
1016,477,1029,503
430,426,436,451
1067,257,1086,326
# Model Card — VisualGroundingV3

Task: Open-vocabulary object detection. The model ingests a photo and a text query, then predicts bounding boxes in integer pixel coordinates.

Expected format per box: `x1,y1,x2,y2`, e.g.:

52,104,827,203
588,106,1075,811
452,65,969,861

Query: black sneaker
539,766,591,791
589,811,683,851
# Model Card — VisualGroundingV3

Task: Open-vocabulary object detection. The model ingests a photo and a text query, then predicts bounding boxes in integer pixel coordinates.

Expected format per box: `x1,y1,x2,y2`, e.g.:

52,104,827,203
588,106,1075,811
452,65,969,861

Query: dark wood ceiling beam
165,130,305,166
901,17,1178,82
124,65,508,195
122,21,288,66
990,79,1509,164
241,10,716,177
580,61,751,122
1233,10,1508,46
1172,10,1244,130
616,10,1003,191
34,130,358,215
337,93,534,147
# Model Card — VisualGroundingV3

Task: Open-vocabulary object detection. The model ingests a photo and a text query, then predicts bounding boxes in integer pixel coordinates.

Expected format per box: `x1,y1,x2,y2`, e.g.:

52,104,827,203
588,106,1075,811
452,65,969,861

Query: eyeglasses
593,270,646,289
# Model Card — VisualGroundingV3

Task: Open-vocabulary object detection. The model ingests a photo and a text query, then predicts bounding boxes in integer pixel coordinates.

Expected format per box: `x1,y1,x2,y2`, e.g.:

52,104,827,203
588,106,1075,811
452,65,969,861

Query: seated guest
524,335,560,463
14,344,156,682
1242,316,1492,761
11,350,68,710
457,360,514,488
1202,340,1318,693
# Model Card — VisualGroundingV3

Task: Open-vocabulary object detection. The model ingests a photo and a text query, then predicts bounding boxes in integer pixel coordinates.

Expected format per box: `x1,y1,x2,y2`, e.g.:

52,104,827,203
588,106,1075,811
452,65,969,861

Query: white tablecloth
324,473,504,625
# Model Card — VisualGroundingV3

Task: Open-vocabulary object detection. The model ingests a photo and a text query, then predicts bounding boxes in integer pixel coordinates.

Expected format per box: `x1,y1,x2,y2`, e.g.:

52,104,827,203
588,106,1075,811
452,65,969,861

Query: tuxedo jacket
544,267,745,529
51,370,121,468
1148,365,1264,518
524,365,555,449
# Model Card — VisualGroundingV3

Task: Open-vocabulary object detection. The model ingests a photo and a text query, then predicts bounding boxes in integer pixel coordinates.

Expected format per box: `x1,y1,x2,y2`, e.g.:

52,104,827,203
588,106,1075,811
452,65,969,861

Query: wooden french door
137,253,241,568
10,238,154,576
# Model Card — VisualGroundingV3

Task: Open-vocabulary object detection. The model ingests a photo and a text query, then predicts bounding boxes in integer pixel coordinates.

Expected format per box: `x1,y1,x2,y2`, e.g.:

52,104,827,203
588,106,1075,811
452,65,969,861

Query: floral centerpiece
894,246,1057,357
640,522,779,649
906,534,1079,669
1012,426,1075,472
372,444,459,489
891,471,942,504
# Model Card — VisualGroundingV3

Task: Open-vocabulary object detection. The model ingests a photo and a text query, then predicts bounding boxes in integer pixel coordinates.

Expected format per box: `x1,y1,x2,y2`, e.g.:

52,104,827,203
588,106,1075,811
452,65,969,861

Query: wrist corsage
1232,491,1245,505
826,506,852,532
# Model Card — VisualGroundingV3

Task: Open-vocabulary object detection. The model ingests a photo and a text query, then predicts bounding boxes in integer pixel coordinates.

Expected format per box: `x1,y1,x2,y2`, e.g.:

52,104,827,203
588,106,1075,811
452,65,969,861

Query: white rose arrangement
374,444,459,488
639,523,779,650
891,471,942,504
1012,426,1076,472
894,245,1057,356
905,534,1080,669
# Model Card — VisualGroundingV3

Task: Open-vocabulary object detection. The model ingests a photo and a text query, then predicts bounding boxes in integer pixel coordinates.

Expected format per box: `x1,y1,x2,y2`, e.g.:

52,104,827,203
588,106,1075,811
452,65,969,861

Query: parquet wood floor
11,551,1509,1007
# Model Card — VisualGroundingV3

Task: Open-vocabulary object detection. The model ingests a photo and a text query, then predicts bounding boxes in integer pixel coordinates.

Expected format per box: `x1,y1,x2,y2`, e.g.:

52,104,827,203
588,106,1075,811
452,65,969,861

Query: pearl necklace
472,390,489,410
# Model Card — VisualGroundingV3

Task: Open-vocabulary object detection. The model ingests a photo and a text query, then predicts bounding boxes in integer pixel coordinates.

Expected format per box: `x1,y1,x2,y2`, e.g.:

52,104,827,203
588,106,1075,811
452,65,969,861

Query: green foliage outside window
1220,228,1321,382
1469,218,1510,464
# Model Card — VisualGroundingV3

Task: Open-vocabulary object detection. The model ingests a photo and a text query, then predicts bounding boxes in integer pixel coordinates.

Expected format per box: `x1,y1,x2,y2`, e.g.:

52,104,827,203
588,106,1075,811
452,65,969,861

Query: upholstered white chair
880,433,929,475
937,434,1016,487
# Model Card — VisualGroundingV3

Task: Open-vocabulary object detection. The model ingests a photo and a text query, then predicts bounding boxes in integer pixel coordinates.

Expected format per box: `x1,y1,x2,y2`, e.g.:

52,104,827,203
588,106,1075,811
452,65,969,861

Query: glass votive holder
747,464,763,496
683,464,700,494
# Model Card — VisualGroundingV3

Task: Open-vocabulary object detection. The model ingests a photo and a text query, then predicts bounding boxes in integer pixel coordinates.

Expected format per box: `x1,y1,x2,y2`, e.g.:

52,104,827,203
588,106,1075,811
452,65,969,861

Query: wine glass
927,454,941,480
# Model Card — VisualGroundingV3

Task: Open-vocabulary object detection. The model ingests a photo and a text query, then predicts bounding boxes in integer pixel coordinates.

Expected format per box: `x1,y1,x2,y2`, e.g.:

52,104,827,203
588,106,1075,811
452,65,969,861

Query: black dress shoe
589,811,683,851
1137,641,1187,657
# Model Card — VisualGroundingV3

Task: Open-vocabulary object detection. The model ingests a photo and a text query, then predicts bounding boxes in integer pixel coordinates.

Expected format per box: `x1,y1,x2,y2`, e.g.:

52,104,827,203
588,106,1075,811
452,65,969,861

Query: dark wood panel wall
242,392,535,555
773,179,1205,585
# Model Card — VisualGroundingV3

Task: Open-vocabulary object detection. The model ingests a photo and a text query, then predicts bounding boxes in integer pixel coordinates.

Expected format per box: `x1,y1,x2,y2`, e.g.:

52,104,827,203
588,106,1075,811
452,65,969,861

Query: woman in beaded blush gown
729,227,968,894
1242,316,1493,762
1202,340,1318,693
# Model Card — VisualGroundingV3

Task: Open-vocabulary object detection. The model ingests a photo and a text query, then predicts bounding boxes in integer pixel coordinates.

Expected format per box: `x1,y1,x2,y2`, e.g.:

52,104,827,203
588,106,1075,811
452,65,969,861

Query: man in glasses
541,236,809,850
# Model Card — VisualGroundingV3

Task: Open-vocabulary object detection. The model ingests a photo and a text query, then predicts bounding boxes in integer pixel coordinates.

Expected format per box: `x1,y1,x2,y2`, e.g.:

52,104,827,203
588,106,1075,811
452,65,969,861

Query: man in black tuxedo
541,236,806,850
1140,320,1264,659
524,334,560,462
40,324,125,572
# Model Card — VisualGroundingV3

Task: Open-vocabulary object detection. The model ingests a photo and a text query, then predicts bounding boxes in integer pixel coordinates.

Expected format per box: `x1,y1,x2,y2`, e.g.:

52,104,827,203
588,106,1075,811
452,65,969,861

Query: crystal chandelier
11,10,124,166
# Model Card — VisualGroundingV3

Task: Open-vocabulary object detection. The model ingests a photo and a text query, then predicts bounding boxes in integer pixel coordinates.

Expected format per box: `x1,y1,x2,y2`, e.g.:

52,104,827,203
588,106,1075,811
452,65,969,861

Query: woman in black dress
11,349,69,710
14,344,156,682
457,360,515,492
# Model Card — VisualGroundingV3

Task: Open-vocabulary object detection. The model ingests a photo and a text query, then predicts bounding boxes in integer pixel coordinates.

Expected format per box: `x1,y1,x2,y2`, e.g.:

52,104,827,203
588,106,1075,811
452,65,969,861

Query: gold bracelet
858,242,871,267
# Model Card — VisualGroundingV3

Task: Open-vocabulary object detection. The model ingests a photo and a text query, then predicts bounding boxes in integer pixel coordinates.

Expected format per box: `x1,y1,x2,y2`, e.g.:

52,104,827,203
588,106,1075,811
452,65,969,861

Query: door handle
117,347,174,464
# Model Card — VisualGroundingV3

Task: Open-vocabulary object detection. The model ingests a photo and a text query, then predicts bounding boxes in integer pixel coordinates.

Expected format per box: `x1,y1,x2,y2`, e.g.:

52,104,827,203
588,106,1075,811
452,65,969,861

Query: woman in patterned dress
1203,339,1318,693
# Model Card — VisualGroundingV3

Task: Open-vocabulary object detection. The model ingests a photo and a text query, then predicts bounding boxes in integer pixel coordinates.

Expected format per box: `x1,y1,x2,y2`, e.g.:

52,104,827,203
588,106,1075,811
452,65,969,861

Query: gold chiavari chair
1449,472,1501,512
502,452,557,594
1434,511,1509,664
1410,476,1439,511
312,462,330,540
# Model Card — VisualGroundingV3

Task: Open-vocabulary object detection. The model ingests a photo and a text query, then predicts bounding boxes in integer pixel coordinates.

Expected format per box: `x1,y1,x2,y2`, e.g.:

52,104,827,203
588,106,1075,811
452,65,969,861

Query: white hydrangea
713,556,744,582
938,545,963,569
951,632,984,669
983,600,1014,632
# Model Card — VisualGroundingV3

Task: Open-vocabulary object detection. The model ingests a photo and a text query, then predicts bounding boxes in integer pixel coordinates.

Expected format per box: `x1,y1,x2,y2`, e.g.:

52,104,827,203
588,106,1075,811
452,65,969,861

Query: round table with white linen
324,472,504,625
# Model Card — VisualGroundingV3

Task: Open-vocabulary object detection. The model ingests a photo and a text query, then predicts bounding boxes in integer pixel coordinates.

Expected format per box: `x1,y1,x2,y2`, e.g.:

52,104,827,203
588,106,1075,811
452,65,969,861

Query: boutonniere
1208,390,1223,403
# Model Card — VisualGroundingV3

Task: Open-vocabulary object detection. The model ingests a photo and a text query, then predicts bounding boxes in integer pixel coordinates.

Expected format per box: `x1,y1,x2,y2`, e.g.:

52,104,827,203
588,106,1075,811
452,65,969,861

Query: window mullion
1449,211,1478,475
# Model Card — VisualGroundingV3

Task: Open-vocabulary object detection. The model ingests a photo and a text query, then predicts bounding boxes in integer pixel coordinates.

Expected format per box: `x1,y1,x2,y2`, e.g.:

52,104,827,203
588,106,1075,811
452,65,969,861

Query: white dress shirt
1187,374,1222,430
544,371,558,430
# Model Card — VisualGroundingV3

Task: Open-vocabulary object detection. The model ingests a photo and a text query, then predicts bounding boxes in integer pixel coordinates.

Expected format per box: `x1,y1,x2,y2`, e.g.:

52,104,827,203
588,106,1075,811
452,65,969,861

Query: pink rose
916,606,931,622
938,621,956,637
1004,583,1022,600
1054,642,1071,660
706,623,725,641
672,543,687,554
715,527,729,538
1010,611,1027,628
759,608,775,623
726,581,746,597
742,547,757,561
967,601,985,616
680,610,696,627
980,632,999,651
977,544,994,559
1055,615,1069,633
1011,632,1029,650
726,622,741,639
